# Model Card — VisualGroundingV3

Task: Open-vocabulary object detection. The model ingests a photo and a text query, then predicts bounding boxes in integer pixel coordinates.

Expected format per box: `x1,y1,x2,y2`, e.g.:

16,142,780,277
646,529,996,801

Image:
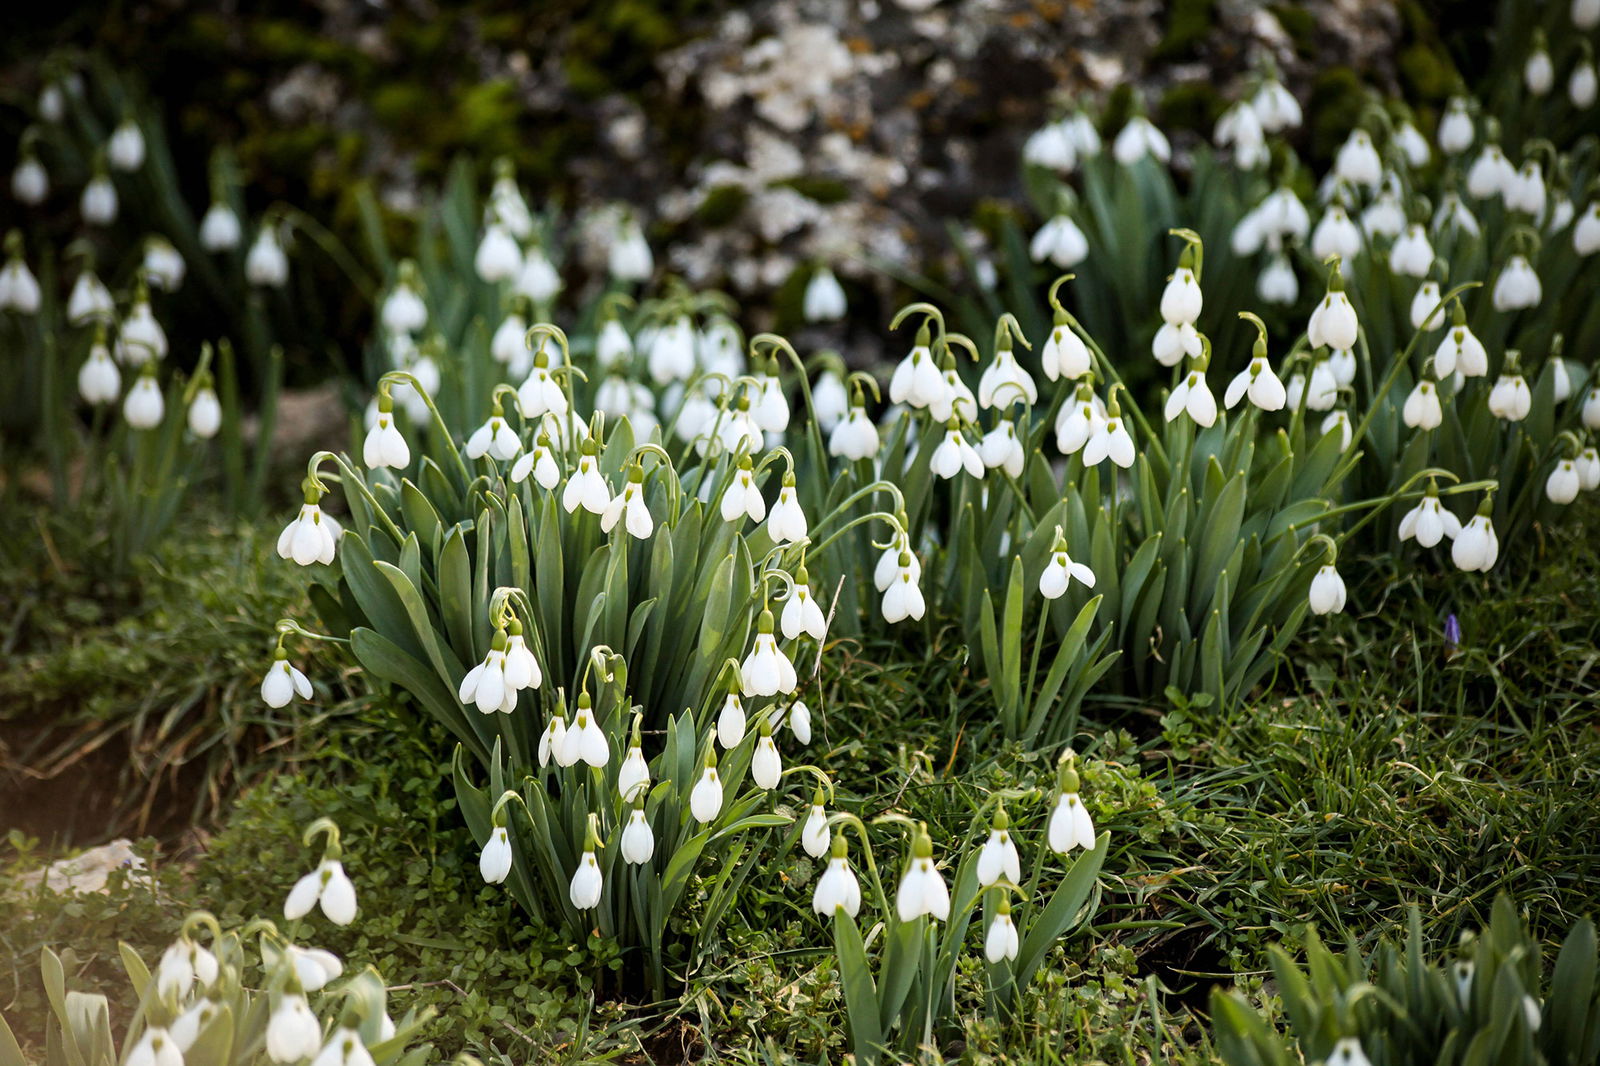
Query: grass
0,498,1595,1063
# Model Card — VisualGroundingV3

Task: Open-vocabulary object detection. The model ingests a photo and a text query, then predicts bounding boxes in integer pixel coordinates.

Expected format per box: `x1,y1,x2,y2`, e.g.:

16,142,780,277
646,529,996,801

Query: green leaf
831,910,885,1066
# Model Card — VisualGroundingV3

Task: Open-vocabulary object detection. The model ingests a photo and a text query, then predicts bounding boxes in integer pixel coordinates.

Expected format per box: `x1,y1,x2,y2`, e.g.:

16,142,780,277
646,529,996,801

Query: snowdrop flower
487,160,532,238
466,410,522,461
1321,410,1353,451
1334,129,1383,189
1525,35,1554,95
977,807,1022,887
266,995,322,1063
1215,102,1268,168
1550,195,1576,234
804,265,847,322
1252,77,1302,132
474,221,522,282
78,331,120,404
1574,446,1600,489
1225,352,1287,412
616,722,651,802
1435,318,1487,379
569,843,603,909
246,226,290,287
81,168,118,226
1307,269,1359,351
1438,97,1474,154
1327,349,1357,388
200,201,242,251
503,622,541,695
718,459,766,525
380,265,427,336
1488,363,1533,421
752,723,782,789
1451,501,1499,572
1433,193,1481,238
593,314,633,371
1311,205,1362,262
1029,214,1089,268
509,434,560,490
829,398,880,460
1466,142,1515,200
537,715,566,768
1547,459,1581,504
1260,186,1312,241
1327,1037,1373,1066
979,341,1037,409
881,551,927,623
788,699,813,744
363,399,409,469
646,315,696,385
985,901,1020,963
156,935,220,1000
311,1028,376,1066
1112,115,1170,166
931,421,985,480
480,825,513,884
516,352,570,421
609,214,654,282
37,79,65,121
117,295,168,365
1577,0,1600,29
889,325,950,410
813,833,862,917
895,825,951,922
1040,314,1092,381
1402,378,1443,430
1082,394,1136,468
142,237,186,291
1395,121,1431,168
978,418,1026,478
170,1002,223,1054
563,442,612,515
1586,387,1600,429
277,489,341,566
1153,317,1203,368
514,246,562,306
1505,160,1547,219
782,568,828,641
285,855,357,925
620,804,655,864
124,370,165,430
1309,559,1347,615
181,379,218,438
928,365,977,425
1257,253,1299,305
1038,531,1096,600
1286,357,1339,412
1573,50,1598,108
716,689,747,748
1389,224,1434,277
690,746,724,823
810,366,850,431
459,632,517,715
1577,202,1600,254
108,118,145,170
1023,119,1076,172
802,796,830,857
1411,281,1445,332
1165,362,1218,428
741,611,797,697
1492,255,1541,311
0,244,40,315
1047,760,1096,853
1399,487,1462,547
1360,190,1406,239
600,467,655,540
11,153,48,205
1160,260,1203,326
558,691,609,768
751,369,790,434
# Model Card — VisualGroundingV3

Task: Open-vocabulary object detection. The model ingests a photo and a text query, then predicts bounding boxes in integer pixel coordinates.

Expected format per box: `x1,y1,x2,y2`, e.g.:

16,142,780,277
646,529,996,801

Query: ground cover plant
1,0,1598,1064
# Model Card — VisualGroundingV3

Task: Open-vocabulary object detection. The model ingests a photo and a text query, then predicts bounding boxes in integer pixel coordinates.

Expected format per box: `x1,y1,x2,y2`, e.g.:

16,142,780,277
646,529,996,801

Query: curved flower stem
274,617,348,645
301,817,343,859
808,507,906,558
307,449,408,547
375,370,472,485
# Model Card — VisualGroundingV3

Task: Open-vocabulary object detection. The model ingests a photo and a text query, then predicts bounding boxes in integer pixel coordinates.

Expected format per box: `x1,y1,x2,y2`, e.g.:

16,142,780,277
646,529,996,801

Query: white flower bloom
594,316,633,369
117,299,169,365
480,826,513,884
600,475,654,539
1409,281,1445,333
559,698,609,768
1112,116,1170,166
458,645,515,715
1252,79,1302,132
1029,215,1089,268
1452,513,1500,572
781,581,828,642
569,850,603,908
266,996,323,1064
720,464,767,524
1399,494,1462,548
880,558,926,623
690,763,724,823
717,692,747,748
889,341,948,410
1574,446,1600,489
1551,358,1574,403
1039,546,1095,600
1505,161,1547,220
1438,97,1474,154
616,740,651,801
977,825,1022,887
1547,460,1581,504
1311,205,1363,263
284,858,357,925
928,367,977,424
514,247,562,305
1215,102,1268,167
142,238,186,291
1488,372,1533,421
1309,563,1347,614
1433,193,1482,238
1048,791,1096,853
895,845,950,921
1361,191,1406,239
978,420,1026,478
261,655,314,708
1040,321,1091,381
1395,121,1431,168
741,625,796,698
1286,359,1339,412
609,217,654,282
78,341,121,404
1577,0,1600,29
381,284,427,337
813,852,862,917
107,119,145,170
1586,387,1600,429
978,347,1037,408
0,255,41,314
1334,130,1382,189
811,369,850,431
1435,324,1487,378
1466,144,1515,200
246,227,290,287
200,202,242,251
81,173,118,225
1160,267,1203,326
1164,369,1218,427
930,424,985,480
310,1028,376,1066
537,716,566,768
804,266,847,322
277,502,342,567
1322,410,1353,451
11,156,48,204
1225,357,1287,411
123,374,165,429
170,1001,222,1053
474,223,522,282
1401,379,1443,430
66,269,113,326
621,807,656,864
986,911,1020,963
1257,254,1299,305
1492,255,1541,311
829,404,881,460
1389,224,1434,278
802,803,830,858
363,409,409,469
1023,120,1076,171
1328,1037,1374,1066
767,482,808,543
752,732,782,789
563,451,612,514
510,436,562,489
1082,413,1136,468
1576,204,1600,255
1526,47,1554,95
788,699,813,744
1307,291,1359,351
465,414,521,461
647,315,697,385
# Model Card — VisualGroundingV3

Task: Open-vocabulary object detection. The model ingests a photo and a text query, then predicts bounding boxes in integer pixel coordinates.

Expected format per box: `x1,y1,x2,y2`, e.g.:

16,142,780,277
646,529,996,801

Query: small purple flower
1444,613,1461,650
